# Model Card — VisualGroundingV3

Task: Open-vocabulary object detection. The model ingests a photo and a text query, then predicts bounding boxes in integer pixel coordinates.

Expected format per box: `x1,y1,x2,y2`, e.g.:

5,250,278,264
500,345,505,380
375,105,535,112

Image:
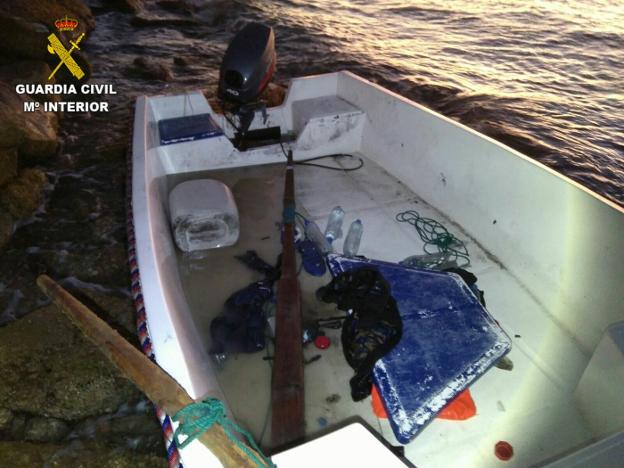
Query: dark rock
90,243,131,284
9,218,92,250
0,209,13,250
24,416,69,442
0,168,47,219
128,57,173,82
8,412,27,439
0,248,48,322
0,83,58,160
72,288,136,334
91,214,126,243
0,16,50,62
0,441,59,466
0,0,95,33
0,304,142,421
0,441,168,467
173,56,190,67
0,147,18,187
0,60,60,103
37,243,130,285
0,407,13,432
62,440,167,467
47,174,102,219
157,0,196,14
107,412,161,438
94,140,127,160
0,87,34,148
72,411,165,454
19,113,59,161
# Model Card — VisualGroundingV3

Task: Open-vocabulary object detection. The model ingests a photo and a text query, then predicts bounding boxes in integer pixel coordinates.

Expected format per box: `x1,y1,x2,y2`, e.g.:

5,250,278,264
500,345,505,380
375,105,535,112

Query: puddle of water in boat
167,163,345,444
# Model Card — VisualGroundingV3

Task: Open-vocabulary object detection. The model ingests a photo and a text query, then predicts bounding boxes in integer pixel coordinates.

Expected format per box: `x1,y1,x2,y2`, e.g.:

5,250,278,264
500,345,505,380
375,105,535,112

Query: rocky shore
0,0,289,463
0,0,91,250
0,0,172,465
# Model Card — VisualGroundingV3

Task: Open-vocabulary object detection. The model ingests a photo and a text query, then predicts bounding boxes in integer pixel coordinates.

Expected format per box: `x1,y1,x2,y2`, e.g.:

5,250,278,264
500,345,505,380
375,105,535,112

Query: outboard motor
218,23,276,105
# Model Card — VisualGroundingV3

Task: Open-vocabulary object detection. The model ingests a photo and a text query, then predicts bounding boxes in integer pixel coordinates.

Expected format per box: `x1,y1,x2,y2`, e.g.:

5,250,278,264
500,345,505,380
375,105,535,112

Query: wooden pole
36,274,268,468
271,150,305,448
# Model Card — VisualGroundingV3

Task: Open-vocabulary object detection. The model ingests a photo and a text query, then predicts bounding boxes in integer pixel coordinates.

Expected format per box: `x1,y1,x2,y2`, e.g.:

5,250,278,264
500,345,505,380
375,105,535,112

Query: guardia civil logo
47,16,85,80
15,14,115,113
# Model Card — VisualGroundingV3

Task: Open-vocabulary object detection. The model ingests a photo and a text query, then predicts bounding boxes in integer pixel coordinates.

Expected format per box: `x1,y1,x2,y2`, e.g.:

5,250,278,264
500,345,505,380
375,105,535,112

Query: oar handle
271,149,305,448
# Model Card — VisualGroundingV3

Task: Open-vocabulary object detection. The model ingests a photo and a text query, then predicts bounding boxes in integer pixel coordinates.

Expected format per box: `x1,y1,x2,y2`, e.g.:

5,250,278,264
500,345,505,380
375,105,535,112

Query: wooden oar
36,274,268,467
271,150,305,448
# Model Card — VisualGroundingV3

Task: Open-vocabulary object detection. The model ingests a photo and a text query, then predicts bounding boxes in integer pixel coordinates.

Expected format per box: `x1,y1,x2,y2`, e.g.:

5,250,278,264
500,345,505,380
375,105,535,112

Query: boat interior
132,72,624,466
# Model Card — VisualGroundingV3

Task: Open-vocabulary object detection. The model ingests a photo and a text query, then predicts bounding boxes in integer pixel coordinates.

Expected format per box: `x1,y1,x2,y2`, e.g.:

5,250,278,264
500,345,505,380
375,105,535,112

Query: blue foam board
326,254,511,444
158,113,223,145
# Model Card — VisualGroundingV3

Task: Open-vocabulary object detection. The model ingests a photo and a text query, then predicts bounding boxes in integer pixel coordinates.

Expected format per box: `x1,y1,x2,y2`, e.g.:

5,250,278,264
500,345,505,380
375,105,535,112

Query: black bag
317,267,402,401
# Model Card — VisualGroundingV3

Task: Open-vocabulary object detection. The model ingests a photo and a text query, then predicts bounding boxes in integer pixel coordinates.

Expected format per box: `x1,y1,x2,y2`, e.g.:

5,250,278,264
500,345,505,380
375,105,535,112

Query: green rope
395,210,470,268
172,398,274,467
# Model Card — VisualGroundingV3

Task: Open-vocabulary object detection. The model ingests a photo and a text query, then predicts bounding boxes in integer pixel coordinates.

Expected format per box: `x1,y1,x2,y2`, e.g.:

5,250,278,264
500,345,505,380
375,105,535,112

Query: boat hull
131,71,624,467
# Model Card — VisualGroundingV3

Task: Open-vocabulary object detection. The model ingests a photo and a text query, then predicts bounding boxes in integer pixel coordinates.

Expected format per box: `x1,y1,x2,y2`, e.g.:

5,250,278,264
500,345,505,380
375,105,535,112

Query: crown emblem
55,16,79,32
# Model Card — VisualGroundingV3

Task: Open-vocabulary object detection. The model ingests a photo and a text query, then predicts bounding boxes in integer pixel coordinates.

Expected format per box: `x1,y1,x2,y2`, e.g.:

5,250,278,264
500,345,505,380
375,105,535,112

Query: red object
371,385,476,421
371,384,387,418
495,441,514,461
314,335,331,349
437,388,476,420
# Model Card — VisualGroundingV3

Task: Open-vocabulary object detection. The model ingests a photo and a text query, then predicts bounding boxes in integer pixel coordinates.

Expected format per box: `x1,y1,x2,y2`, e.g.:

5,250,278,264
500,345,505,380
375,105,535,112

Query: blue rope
172,398,274,467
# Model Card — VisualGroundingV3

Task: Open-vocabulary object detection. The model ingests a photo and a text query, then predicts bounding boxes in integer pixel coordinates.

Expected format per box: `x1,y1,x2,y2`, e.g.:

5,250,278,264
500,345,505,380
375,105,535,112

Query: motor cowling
218,23,276,105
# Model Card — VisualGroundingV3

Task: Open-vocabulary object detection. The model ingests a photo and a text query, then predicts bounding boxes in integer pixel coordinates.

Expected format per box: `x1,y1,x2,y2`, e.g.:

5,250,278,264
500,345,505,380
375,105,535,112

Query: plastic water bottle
305,220,332,253
343,219,363,257
324,206,345,244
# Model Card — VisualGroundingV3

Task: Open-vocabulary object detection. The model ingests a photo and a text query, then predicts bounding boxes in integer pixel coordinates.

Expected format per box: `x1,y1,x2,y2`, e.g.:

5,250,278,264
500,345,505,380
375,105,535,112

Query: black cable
297,157,364,172
279,140,364,172
222,111,363,171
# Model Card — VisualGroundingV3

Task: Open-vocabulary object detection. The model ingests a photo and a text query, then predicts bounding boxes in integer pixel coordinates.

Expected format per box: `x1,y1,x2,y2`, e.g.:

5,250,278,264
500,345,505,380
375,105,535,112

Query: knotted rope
172,398,274,467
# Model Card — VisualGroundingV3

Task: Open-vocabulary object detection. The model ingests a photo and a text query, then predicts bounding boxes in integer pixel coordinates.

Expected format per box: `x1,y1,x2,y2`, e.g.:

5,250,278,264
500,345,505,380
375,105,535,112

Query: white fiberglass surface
169,155,594,466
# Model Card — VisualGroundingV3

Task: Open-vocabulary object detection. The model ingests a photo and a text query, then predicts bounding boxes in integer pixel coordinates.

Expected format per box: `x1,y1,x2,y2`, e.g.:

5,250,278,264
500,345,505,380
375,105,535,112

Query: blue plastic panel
158,113,223,145
326,254,511,444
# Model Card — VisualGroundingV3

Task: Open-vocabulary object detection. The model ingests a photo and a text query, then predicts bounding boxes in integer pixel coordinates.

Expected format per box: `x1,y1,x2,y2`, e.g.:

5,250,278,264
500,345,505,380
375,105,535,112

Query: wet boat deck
169,154,592,466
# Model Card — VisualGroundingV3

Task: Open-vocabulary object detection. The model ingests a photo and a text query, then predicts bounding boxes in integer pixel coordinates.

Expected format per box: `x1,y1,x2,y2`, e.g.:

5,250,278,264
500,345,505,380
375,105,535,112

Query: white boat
130,70,624,467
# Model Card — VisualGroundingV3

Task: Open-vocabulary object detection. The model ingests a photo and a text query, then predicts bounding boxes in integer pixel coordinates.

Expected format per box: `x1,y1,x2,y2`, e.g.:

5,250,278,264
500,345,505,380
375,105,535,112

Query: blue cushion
158,113,223,145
